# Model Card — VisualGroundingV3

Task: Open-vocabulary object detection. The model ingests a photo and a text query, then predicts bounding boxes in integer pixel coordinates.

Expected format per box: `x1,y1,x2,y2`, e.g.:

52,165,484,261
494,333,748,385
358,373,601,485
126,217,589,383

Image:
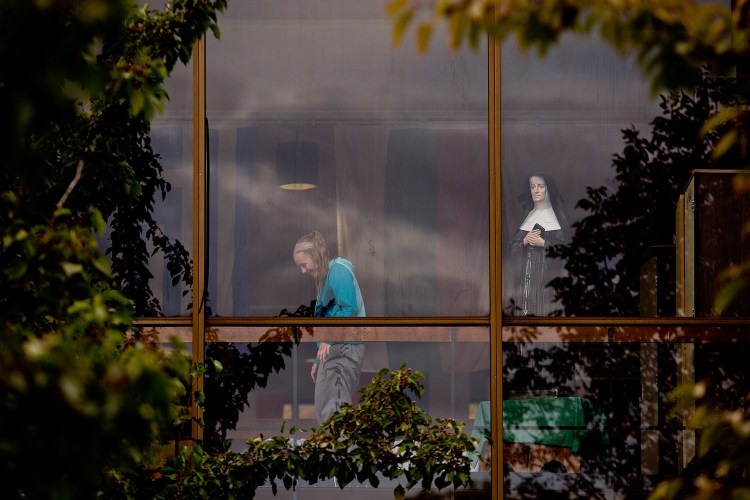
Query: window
500,29,749,497
199,2,492,493
205,1,488,318
134,2,748,498
501,35,660,318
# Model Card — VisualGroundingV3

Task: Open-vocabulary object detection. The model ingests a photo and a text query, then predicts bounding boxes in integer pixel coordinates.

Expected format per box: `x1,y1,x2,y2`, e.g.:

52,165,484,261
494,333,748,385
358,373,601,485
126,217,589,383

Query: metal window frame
125,28,750,500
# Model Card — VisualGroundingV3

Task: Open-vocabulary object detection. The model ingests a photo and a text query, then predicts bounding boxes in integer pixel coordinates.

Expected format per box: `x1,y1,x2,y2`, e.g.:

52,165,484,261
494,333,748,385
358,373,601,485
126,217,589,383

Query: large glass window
131,1,750,498
499,23,750,498
205,0,489,318
500,32,749,320
501,35,661,318
500,324,750,497
198,2,492,496
198,326,489,448
148,62,194,317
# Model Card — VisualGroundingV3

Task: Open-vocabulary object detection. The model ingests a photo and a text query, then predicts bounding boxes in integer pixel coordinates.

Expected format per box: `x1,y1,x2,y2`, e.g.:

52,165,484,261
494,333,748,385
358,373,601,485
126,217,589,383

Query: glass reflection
206,1,489,317
500,33,657,318
104,61,193,317
498,324,749,497
502,44,748,319
196,323,750,496
201,326,490,459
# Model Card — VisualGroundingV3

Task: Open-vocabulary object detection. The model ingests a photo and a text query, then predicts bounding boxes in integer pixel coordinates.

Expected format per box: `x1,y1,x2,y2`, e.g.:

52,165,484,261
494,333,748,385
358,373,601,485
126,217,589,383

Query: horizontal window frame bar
134,316,750,328
135,316,491,327
131,320,749,344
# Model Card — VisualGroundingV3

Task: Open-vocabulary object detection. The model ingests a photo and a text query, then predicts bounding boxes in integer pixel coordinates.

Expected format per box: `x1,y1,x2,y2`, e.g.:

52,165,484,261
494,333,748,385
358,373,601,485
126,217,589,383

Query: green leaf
88,208,106,234
62,262,83,276
711,129,738,160
394,484,406,500
393,10,414,47
6,262,28,280
130,91,146,116
14,229,29,241
714,278,747,314
92,256,112,276
416,22,433,53
53,207,72,219
368,475,380,488
386,0,408,18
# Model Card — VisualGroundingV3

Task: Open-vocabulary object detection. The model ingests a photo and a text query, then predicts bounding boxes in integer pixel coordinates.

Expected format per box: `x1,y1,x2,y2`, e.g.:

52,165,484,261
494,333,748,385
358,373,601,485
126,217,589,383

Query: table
470,397,606,470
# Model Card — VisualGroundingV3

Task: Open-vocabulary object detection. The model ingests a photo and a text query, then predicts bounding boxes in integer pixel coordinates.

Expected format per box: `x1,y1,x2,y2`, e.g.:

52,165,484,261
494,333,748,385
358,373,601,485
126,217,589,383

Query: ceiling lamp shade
276,140,319,190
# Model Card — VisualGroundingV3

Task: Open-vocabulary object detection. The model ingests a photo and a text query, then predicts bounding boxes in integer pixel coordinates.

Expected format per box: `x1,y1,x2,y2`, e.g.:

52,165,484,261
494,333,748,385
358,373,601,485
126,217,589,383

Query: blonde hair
294,231,330,290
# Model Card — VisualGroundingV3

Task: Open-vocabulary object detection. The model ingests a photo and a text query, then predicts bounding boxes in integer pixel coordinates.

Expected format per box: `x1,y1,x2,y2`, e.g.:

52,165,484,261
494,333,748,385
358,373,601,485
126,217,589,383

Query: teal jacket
315,258,366,319
314,258,365,357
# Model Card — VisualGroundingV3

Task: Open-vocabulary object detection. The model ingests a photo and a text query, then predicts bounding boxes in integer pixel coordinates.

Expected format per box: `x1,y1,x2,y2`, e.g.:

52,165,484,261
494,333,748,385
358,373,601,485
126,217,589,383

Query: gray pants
315,343,365,424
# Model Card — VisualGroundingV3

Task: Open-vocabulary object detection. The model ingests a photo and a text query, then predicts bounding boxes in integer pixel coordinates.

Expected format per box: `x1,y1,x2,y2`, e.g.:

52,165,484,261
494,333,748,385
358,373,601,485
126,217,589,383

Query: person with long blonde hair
293,231,365,423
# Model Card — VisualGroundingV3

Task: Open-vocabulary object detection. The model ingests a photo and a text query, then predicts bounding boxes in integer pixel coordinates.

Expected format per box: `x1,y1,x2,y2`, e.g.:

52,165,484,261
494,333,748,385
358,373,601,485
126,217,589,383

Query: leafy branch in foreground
0,1,227,497
387,0,748,96
0,197,194,498
108,365,479,499
650,381,750,499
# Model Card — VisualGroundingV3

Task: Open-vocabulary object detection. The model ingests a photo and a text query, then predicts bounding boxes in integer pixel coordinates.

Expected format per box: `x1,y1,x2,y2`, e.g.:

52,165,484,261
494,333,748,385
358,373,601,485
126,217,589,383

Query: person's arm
311,263,357,379
327,262,358,317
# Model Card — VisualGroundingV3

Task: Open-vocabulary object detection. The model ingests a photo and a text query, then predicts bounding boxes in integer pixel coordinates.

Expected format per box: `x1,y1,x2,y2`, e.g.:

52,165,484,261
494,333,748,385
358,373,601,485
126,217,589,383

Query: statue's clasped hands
524,229,545,247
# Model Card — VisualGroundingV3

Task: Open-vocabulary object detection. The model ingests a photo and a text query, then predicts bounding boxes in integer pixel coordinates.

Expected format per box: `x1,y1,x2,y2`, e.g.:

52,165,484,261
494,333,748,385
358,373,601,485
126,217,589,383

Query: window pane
206,1,489,317
501,36,664,317
104,61,193,317
501,325,750,497
148,64,194,316
200,325,491,495
121,0,194,319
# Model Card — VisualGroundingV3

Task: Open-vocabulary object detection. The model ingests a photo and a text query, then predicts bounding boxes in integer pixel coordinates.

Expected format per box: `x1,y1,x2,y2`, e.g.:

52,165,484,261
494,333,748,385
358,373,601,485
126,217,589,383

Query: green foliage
203,304,315,445
650,381,750,499
0,0,227,497
1,0,229,316
108,366,478,499
0,197,194,498
387,0,748,96
389,1,750,496
548,72,735,315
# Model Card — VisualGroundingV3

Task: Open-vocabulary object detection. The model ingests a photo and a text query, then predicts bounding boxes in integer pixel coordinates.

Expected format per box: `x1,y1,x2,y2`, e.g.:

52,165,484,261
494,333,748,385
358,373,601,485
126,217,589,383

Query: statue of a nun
509,174,570,316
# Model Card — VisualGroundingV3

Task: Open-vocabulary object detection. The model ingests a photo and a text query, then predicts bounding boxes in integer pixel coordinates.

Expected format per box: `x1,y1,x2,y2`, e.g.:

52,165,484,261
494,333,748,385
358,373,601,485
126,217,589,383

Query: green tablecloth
510,397,589,450
470,397,606,468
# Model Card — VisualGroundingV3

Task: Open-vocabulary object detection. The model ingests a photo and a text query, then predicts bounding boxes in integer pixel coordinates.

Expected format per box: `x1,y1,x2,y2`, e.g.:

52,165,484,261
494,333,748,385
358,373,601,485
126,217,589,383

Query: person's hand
311,343,332,382
524,229,545,247
317,343,331,364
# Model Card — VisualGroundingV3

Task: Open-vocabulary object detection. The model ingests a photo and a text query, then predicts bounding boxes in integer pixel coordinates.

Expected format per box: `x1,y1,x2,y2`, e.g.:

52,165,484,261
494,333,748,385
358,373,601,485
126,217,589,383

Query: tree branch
56,160,84,210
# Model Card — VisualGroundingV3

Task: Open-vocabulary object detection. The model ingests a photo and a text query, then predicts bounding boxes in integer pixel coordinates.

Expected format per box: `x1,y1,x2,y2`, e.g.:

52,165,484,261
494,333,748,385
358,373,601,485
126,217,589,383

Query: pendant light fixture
276,136,318,190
